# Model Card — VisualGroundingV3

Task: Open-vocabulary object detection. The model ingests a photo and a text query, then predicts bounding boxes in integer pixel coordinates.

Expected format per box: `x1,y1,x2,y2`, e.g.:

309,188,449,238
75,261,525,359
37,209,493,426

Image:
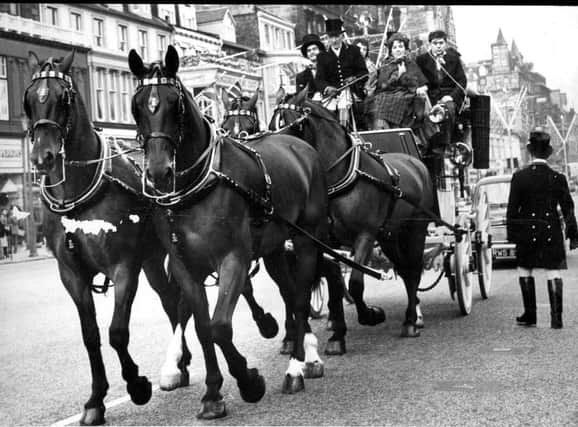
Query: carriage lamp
428,103,448,124
448,142,472,168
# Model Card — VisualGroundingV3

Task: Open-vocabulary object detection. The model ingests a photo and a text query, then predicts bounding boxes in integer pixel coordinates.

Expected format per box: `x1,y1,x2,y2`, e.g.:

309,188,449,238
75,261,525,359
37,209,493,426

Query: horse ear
247,88,259,109
275,86,286,105
165,45,179,76
128,49,145,78
59,49,75,74
295,84,309,104
221,88,230,111
28,51,41,74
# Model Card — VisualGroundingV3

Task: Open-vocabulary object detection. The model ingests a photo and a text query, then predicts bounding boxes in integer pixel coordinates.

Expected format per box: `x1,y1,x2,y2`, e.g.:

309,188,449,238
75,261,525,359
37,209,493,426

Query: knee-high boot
516,277,536,326
547,279,563,329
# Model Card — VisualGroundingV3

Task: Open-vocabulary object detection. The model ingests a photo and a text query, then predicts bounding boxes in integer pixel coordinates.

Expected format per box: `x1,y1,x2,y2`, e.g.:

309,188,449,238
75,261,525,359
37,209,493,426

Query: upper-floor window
263,24,270,46
0,3,19,15
158,34,167,60
1,4,41,20
95,68,106,120
158,5,175,24
120,72,131,123
109,70,119,122
0,56,8,120
70,11,82,31
46,5,58,26
138,30,149,61
93,18,104,47
118,24,128,52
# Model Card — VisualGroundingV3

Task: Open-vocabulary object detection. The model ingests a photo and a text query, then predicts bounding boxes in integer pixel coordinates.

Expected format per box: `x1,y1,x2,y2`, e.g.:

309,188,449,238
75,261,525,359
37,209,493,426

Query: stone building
466,29,572,171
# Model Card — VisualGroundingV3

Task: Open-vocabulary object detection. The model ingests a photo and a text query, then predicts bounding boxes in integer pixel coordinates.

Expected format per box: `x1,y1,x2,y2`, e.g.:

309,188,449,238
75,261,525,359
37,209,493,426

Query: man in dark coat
507,129,578,328
315,18,368,128
295,34,326,100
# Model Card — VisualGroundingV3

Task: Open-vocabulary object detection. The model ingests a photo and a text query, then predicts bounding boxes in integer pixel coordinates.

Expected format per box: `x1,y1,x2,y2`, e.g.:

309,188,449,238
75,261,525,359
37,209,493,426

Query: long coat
315,43,368,100
416,47,467,108
295,67,320,98
374,56,427,126
506,161,578,269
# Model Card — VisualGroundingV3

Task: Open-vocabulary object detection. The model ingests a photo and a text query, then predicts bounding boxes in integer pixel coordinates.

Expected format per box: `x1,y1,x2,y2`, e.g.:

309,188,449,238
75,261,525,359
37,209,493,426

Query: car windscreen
481,182,510,208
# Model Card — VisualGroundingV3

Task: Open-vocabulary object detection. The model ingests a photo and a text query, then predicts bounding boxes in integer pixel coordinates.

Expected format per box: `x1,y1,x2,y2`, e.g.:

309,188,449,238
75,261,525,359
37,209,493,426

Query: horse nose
147,165,174,193
32,147,56,172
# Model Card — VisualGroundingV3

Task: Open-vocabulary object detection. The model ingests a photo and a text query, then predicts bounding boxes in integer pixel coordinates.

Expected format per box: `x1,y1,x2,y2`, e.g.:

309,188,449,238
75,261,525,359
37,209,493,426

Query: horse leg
263,250,298,355
282,234,324,393
170,258,226,420
108,264,152,406
322,258,348,356
58,261,108,425
384,225,427,338
212,252,266,404
141,255,191,391
241,276,279,339
349,232,386,326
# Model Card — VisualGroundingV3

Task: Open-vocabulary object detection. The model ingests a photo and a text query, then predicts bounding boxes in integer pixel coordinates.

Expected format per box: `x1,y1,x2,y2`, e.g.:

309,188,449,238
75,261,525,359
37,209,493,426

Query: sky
452,5,578,110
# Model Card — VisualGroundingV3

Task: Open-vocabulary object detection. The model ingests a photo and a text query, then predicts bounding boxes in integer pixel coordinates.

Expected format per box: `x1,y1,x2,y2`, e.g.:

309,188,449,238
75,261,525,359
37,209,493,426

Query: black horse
129,45,328,419
221,91,353,354
23,50,192,425
270,87,435,353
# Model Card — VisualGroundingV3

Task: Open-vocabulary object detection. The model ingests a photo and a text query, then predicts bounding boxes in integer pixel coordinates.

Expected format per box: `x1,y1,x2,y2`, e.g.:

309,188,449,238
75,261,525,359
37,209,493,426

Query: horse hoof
325,339,346,356
197,399,227,420
281,374,305,394
239,368,266,403
257,313,279,339
160,369,189,391
358,306,386,326
326,319,335,331
280,340,295,355
304,361,324,379
79,406,105,426
127,376,152,405
415,317,425,329
401,324,421,338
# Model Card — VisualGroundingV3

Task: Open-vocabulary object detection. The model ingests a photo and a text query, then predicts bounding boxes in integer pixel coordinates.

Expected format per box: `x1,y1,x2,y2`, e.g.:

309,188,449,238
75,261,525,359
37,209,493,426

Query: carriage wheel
310,277,327,319
475,192,493,299
453,214,474,315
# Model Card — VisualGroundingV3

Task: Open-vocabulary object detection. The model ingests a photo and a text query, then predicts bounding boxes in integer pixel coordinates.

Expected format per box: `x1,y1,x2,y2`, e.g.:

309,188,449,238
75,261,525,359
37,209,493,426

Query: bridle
223,108,259,138
23,69,76,188
272,103,313,134
132,75,186,199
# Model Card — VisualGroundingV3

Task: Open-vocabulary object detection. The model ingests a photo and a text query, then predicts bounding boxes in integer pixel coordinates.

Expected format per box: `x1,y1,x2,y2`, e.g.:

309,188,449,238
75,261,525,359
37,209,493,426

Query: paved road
2,251,578,426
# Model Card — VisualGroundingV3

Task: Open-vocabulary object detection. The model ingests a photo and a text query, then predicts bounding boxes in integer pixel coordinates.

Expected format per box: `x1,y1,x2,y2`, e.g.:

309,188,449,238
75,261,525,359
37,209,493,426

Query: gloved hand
324,86,338,96
440,95,453,104
570,237,578,250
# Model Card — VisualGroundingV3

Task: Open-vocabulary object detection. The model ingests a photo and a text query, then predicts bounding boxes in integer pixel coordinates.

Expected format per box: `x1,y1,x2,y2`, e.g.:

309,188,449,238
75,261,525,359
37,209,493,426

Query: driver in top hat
295,34,326,100
315,18,368,128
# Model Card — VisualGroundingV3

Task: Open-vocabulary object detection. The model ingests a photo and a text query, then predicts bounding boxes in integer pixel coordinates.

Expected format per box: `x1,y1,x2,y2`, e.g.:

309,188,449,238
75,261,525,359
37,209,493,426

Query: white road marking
50,384,160,427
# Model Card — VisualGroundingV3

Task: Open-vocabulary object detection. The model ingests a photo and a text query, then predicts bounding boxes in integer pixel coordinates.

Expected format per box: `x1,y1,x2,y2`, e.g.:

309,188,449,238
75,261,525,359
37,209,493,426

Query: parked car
472,174,516,262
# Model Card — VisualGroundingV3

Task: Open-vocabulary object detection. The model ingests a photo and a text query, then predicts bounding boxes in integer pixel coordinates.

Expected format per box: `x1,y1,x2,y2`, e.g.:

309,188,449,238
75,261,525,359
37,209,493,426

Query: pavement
0,243,52,265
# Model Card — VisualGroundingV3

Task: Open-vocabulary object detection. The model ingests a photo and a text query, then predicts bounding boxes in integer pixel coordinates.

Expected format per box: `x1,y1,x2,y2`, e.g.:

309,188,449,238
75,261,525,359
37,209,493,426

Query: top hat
325,18,344,37
300,34,326,57
527,128,552,157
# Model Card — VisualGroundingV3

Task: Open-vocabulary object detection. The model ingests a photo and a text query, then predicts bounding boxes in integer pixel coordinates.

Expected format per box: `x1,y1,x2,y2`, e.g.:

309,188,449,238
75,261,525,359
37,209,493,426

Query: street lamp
20,114,37,257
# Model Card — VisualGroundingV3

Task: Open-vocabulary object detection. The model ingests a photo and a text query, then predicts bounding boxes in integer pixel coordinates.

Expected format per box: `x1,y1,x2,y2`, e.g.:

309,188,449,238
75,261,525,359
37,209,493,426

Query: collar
530,158,548,164
331,45,342,56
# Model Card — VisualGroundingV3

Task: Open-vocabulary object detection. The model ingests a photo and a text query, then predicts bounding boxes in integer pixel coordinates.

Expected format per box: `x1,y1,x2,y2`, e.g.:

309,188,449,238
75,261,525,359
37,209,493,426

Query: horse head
221,88,260,137
129,45,204,195
24,50,77,174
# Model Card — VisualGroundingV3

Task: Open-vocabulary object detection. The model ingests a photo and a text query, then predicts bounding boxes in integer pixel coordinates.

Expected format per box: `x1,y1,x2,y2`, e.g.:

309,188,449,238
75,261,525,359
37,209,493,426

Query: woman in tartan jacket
373,32,428,130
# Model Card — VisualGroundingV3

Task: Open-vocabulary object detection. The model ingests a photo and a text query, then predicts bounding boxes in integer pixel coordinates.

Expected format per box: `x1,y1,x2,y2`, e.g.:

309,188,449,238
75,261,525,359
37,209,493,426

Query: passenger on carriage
372,32,428,132
416,30,467,154
315,18,368,129
295,34,326,101
352,38,378,131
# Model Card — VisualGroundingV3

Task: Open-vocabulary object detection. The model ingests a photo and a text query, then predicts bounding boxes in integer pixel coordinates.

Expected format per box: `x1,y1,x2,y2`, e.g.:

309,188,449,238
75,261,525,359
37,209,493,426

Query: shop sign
0,139,23,173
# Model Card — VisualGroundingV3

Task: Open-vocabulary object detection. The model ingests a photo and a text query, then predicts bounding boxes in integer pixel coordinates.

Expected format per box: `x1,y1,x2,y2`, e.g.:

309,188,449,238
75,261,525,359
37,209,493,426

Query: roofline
74,4,173,30
0,30,91,54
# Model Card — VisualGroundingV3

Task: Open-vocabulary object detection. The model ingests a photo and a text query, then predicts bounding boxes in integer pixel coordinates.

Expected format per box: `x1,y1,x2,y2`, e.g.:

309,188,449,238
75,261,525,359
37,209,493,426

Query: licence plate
495,248,513,258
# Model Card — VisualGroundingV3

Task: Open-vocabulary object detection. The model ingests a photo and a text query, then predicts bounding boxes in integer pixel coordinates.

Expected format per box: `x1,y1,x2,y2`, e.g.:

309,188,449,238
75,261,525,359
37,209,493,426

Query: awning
0,178,19,193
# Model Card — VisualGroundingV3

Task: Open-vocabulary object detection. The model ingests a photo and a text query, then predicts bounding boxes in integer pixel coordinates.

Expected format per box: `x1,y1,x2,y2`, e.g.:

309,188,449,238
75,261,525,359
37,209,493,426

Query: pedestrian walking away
506,129,578,329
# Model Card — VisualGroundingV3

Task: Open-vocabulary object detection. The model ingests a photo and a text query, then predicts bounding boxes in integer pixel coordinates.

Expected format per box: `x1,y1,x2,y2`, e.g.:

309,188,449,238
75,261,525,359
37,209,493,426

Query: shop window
95,68,106,121
109,71,119,122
